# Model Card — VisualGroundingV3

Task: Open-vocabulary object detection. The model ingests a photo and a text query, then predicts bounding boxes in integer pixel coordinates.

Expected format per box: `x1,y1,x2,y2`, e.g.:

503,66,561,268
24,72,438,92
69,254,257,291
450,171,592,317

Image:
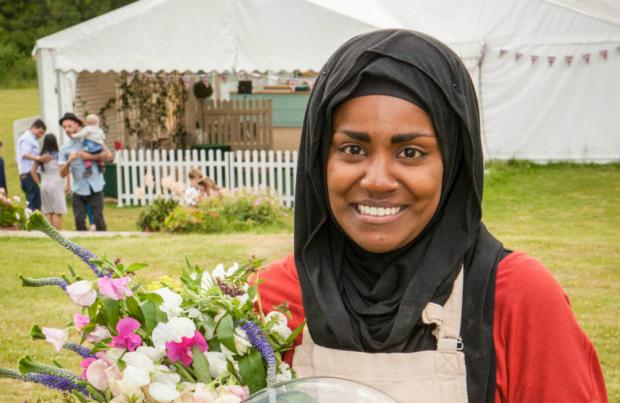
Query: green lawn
0,88,618,401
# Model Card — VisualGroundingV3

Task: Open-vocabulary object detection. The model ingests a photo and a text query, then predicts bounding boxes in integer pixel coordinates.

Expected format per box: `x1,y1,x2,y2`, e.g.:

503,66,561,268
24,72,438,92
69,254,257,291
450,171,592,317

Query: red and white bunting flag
547,56,556,66
565,56,574,66
530,55,539,65
515,52,523,61
599,50,608,60
582,53,591,64
201,75,210,86
499,49,508,57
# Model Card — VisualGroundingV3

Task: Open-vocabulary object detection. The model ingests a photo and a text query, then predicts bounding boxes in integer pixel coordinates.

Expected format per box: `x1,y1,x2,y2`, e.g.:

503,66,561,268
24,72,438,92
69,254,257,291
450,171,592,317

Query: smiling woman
257,29,608,403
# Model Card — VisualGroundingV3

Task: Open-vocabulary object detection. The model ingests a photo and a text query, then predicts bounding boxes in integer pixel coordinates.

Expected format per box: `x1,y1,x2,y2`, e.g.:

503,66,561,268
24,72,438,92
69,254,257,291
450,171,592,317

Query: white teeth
357,205,401,217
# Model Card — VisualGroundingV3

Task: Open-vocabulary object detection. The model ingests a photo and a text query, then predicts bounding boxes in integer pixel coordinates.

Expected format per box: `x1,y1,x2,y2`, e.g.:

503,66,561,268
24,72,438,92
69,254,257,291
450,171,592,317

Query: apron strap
422,266,464,352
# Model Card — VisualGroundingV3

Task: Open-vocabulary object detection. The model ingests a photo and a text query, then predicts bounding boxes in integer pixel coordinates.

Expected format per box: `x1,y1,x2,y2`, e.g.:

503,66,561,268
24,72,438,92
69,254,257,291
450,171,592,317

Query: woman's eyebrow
340,130,371,142
391,132,434,144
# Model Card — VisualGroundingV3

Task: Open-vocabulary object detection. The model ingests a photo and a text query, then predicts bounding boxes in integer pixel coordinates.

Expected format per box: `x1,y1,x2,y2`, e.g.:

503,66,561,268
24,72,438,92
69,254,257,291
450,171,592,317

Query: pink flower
165,330,208,367
80,357,96,379
97,277,133,301
86,359,113,390
66,280,97,307
86,325,112,343
110,318,142,351
224,385,250,401
73,313,90,331
41,327,68,352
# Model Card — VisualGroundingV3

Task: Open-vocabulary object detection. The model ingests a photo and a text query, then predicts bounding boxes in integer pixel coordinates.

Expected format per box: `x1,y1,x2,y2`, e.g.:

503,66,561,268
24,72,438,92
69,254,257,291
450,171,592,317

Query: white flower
153,287,183,319
152,317,196,350
161,176,174,190
221,328,252,357
66,280,97,307
211,263,240,280
144,173,154,189
24,208,33,219
265,311,292,340
121,349,181,402
275,362,293,383
15,212,20,221
41,327,68,352
205,351,229,378
201,271,215,290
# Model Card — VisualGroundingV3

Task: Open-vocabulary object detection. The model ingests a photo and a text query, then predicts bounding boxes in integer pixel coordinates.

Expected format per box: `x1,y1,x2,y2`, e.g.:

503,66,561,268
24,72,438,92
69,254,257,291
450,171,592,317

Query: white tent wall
483,43,620,161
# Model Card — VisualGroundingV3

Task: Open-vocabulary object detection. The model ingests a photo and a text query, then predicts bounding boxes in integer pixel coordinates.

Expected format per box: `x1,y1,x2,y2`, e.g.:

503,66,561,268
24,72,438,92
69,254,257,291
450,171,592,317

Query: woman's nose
359,155,398,193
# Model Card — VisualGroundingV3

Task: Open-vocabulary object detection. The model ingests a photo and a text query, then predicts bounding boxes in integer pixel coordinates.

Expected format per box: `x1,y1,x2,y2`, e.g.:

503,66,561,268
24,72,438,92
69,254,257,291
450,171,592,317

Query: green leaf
140,300,159,333
215,315,236,354
286,320,306,346
102,298,120,329
238,350,266,394
191,345,211,383
30,325,45,340
79,323,96,344
125,297,144,322
142,292,164,304
126,263,148,273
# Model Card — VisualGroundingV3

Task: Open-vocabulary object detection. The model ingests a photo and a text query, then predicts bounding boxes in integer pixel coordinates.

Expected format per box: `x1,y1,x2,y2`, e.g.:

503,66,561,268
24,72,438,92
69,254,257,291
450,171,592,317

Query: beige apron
293,268,468,403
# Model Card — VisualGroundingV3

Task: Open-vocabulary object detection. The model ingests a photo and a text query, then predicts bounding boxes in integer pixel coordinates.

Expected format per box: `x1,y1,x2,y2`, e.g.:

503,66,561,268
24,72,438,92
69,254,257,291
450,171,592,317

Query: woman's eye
342,145,366,156
397,147,424,159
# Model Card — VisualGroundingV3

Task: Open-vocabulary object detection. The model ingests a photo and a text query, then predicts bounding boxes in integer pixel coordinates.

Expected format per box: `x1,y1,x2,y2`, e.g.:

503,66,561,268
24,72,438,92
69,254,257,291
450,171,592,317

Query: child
197,176,223,200
183,168,203,206
75,114,106,176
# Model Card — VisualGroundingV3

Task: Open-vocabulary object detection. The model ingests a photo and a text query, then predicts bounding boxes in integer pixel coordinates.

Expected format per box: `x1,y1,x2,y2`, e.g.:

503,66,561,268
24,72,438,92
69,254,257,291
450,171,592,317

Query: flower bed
137,188,291,234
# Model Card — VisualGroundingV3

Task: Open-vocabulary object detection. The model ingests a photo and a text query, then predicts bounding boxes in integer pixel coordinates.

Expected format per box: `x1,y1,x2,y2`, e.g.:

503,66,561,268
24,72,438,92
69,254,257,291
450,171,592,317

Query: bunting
497,45,619,67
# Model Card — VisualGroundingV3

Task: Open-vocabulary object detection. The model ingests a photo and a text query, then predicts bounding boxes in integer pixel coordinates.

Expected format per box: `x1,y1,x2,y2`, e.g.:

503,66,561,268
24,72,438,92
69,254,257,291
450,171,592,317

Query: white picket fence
115,149,298,207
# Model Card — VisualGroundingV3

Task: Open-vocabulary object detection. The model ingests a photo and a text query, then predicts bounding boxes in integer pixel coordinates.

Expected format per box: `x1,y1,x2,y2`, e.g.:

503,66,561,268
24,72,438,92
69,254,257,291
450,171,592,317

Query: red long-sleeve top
258,252,608,402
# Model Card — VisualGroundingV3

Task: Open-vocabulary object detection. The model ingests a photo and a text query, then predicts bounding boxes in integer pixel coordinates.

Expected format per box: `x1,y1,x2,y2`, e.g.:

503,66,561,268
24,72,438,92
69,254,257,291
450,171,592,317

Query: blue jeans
20,174,41,210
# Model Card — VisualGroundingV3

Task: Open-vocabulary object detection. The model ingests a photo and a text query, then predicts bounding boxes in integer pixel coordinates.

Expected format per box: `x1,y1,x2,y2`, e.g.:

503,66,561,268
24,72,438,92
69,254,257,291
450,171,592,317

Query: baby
75,114,106,176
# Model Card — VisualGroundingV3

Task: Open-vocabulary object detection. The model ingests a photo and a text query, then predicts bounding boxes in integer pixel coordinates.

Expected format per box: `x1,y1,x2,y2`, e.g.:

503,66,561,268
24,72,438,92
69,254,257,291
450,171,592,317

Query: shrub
136,198,178,231
136,187,291,233
0,202,26,228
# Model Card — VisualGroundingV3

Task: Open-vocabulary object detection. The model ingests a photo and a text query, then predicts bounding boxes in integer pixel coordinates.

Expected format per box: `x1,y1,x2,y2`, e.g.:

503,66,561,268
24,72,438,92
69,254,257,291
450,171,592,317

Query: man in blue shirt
58,113,113,231
17,119,51,210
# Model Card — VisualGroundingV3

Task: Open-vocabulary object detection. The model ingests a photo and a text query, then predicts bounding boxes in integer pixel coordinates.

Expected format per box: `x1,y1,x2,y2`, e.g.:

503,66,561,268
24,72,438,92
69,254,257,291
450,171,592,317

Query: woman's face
327,95,443,253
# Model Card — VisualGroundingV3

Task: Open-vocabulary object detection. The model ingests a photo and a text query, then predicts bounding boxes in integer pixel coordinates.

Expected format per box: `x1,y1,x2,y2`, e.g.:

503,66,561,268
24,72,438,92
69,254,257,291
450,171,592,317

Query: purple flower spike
26,211,107,277
241,320,277,386
63,342,96,359
23,372,89,395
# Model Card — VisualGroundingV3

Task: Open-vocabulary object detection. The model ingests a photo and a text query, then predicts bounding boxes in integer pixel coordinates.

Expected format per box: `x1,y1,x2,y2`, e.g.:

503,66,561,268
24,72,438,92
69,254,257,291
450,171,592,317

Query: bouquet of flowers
0,211,303,402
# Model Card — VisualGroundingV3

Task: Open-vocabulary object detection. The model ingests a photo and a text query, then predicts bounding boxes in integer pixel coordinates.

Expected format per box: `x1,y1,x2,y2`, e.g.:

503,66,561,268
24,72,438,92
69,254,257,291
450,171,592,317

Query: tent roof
33,0,377,73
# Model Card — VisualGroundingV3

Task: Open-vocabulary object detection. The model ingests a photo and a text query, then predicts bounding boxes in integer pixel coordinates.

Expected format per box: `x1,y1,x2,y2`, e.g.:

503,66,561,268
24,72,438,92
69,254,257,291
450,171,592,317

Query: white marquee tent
34,0,620,161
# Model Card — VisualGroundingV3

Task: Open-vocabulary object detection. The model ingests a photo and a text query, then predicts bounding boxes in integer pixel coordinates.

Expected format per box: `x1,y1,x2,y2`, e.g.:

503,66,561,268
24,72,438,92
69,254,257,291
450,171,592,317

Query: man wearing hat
17,119,51,210
58,112,113,231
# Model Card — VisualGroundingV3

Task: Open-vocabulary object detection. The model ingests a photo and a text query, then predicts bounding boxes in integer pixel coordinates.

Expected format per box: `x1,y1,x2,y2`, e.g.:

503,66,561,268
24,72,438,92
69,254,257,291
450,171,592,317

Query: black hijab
294,29,505,402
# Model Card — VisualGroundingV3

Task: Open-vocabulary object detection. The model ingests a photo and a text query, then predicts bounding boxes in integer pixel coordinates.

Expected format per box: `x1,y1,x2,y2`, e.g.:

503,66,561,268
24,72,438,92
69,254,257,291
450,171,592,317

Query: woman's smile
350,202,407,224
